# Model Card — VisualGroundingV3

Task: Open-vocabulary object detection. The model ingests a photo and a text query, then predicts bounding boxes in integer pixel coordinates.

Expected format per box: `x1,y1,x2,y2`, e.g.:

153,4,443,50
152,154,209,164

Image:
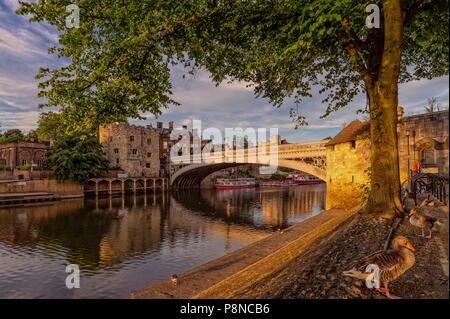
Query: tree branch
337,18,370,82
403,0,426,26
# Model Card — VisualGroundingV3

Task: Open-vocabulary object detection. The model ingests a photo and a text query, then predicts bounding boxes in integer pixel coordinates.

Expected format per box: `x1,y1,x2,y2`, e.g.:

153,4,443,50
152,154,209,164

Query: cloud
3,0,20,11
0,2,448,142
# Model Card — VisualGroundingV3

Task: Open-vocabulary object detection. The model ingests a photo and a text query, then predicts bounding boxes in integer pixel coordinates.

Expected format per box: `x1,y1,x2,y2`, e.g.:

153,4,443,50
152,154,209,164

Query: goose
343,236,415,299
409,209,441,239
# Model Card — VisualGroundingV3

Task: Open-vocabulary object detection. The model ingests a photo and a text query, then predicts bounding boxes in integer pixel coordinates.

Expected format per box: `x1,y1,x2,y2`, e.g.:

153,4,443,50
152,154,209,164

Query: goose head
392,236,415,252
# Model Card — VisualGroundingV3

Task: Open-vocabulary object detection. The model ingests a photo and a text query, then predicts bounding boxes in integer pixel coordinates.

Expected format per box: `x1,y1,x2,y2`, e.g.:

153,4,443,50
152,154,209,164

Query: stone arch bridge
171,141,327,189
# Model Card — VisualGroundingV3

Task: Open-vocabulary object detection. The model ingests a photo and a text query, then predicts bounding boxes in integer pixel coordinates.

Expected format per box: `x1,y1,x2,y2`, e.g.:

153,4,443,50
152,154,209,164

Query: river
0,184,325,298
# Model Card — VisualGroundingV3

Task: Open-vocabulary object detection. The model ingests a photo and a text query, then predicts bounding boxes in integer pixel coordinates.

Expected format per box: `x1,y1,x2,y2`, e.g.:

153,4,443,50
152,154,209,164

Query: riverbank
132,196,448,299
230,199,449,299
131,206,360,299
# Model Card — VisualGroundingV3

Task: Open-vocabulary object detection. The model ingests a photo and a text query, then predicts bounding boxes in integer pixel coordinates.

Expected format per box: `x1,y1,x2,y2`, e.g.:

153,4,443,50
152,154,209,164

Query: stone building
99,123,160,177
325,120,371,210
325,108,449,210
0,141,49,169
156,121,175,177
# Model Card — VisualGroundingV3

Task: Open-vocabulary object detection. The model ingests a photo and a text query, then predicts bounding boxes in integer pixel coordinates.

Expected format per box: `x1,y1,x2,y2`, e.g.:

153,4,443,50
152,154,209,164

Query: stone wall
325,138,371,210
0,142,48,169
0,179,84,195
398,110,449,185
326,110,449,210
99,123,160,177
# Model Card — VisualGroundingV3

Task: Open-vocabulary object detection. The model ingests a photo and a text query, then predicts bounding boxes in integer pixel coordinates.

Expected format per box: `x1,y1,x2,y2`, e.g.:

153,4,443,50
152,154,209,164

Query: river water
0,185,325,298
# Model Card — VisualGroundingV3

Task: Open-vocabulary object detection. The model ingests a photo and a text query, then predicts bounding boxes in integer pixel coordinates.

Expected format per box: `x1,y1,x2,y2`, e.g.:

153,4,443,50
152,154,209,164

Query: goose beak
406,242,415,252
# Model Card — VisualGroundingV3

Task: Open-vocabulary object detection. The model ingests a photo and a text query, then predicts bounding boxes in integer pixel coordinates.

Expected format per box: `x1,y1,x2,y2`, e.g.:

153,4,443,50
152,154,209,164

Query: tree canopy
17,0,449,215
0,128,39,144
17,0,448,127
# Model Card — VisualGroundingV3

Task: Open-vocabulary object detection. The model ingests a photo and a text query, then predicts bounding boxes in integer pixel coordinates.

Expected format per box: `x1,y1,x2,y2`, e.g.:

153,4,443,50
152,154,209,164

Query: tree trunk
366,0,404,218
366,81,403,218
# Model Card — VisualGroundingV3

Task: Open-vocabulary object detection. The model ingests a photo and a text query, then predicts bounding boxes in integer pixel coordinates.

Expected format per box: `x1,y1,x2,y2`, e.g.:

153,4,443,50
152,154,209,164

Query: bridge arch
170,140,328,189
170,160,326,189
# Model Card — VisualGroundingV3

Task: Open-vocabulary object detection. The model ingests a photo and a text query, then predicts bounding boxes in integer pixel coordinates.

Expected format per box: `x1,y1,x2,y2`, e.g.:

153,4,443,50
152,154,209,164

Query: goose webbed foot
378,284,401,299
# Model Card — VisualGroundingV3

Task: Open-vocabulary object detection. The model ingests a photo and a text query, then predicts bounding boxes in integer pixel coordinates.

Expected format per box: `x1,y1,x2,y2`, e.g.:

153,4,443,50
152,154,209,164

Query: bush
15,164,46,171
46,135,109,183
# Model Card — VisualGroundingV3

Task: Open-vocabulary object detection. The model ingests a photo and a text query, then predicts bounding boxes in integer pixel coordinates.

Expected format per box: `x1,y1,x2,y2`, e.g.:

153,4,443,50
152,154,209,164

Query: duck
409,209,442,239
343,236,415,299
171,274,178,286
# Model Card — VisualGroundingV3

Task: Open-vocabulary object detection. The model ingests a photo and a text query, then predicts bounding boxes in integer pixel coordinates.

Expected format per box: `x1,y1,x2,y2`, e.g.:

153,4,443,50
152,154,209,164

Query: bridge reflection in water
0,184,325,298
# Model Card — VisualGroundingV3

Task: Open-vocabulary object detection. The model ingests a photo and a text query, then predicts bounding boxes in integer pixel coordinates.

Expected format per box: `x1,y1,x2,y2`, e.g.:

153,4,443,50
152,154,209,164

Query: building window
114,148,119,154
146,163,151,168
132,149,137,155
130,136,135,142
116,158,120,164
351,141,356,149
147,152,151,158
37,159,44,166
163,141,168,149
421,148,436,166
147,138,151,145
21,159,27,165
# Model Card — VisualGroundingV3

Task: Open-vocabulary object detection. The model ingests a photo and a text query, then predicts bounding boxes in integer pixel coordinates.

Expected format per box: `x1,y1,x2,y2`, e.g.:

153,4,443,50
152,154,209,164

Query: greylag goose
409,209,441,239
343,236,415,299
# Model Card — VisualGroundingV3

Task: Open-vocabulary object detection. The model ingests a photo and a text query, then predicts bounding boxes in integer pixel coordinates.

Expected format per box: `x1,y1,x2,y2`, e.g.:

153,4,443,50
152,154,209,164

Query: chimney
168,121,174,130
157,121,163,129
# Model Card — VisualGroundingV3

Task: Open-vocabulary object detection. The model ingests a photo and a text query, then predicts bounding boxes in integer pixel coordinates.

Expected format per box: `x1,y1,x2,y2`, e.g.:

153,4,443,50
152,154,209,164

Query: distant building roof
325,120,370,146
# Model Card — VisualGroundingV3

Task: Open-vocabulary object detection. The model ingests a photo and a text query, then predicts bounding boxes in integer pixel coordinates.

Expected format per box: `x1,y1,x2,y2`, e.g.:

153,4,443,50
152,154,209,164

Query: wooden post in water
95,180,99,197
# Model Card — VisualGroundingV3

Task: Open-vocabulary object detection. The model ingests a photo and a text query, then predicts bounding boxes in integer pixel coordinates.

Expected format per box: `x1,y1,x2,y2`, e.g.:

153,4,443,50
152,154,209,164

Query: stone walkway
238,199,448,299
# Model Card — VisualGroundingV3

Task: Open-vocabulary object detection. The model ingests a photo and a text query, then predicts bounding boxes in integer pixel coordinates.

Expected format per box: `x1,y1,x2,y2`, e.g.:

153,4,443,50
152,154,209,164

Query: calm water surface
0,185,325,298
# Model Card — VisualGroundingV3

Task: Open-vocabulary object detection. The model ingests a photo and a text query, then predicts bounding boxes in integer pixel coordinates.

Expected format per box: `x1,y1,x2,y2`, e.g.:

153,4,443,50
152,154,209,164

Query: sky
0,0,449,143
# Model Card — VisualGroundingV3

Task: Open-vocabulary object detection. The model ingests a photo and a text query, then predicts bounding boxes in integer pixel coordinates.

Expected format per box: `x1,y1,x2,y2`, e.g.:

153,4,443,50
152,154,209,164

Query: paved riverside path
131,207,360,299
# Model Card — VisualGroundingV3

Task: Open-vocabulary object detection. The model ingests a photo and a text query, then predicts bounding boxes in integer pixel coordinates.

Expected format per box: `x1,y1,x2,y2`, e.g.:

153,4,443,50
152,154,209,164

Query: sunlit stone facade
99,123,160,177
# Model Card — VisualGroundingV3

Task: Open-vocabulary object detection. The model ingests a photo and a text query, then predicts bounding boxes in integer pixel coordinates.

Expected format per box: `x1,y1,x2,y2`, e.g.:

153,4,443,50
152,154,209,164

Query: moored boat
289,174,324,185
215,178,256,189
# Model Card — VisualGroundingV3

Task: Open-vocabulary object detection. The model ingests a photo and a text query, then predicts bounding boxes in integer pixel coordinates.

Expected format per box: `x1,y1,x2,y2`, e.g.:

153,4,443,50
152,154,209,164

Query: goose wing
363,250,401,271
